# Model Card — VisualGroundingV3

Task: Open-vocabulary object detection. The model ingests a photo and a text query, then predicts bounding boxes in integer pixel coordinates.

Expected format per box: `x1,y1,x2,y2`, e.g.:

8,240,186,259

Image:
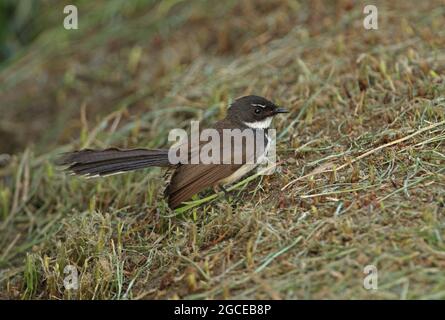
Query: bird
57,95,288,209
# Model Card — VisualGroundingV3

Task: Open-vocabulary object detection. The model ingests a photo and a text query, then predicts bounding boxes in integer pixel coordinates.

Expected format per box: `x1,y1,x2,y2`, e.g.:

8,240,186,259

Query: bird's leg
214,184,242,209
220,185,230,196
213,184,230,199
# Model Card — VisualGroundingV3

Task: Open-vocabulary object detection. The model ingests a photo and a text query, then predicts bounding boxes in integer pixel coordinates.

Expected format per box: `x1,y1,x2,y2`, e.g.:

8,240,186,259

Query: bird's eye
255,108,261,114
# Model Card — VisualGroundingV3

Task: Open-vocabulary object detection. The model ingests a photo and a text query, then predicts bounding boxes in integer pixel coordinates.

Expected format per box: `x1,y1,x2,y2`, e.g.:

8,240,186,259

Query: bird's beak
274,107,289,114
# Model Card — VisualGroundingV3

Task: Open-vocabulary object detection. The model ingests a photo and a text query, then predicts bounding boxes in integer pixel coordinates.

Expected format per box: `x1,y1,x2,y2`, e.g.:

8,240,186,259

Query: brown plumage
57,148,171,177
57,95,287,209
165,118,248,208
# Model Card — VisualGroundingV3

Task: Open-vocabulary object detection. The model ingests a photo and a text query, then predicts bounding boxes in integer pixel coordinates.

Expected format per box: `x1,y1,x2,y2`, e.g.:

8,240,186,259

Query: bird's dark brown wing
165,163,241,209
165,118,267,209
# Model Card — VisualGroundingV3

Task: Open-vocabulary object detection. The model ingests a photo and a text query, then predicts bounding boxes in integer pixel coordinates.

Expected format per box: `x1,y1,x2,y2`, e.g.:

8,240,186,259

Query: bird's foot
214,185,242,209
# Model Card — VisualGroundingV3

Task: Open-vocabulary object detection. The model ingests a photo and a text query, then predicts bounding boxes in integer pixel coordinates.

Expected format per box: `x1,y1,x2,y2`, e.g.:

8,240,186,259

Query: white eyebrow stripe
251,103,266,108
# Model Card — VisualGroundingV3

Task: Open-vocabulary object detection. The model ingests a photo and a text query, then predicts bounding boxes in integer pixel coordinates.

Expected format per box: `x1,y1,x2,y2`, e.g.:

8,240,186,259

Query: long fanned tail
57,148,171,177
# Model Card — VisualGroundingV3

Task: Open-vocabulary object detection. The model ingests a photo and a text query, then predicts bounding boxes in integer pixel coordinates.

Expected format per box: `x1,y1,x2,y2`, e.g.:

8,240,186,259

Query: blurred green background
0,0,56,64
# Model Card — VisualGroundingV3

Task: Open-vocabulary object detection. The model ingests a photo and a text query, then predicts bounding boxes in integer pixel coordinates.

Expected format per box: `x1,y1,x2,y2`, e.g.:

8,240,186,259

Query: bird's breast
219,133,272,185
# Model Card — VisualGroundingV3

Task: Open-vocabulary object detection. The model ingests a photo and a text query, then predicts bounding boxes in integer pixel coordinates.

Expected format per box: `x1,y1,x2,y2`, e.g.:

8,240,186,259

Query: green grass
0,0,445,299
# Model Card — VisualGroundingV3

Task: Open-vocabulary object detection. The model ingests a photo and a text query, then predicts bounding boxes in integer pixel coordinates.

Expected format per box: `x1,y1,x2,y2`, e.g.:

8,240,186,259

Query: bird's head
227,95,288,129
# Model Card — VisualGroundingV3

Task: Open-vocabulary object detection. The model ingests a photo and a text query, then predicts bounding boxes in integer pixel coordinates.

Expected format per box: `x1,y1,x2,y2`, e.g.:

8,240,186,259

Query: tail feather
57,148,171,177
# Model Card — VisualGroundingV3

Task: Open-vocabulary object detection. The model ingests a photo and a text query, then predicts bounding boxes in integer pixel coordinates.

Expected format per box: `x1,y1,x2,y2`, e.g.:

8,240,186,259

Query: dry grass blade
283,120,445,190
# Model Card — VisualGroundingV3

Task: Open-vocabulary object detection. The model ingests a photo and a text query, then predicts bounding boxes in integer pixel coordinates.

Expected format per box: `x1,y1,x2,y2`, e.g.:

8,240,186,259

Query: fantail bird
57,95,288,209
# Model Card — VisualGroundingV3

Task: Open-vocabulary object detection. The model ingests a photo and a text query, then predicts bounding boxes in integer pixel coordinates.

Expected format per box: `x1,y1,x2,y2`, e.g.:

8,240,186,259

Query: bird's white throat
243,116,273,129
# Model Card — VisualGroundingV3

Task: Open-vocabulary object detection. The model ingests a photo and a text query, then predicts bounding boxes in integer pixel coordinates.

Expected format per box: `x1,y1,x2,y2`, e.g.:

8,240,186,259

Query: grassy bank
0,0,444,299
